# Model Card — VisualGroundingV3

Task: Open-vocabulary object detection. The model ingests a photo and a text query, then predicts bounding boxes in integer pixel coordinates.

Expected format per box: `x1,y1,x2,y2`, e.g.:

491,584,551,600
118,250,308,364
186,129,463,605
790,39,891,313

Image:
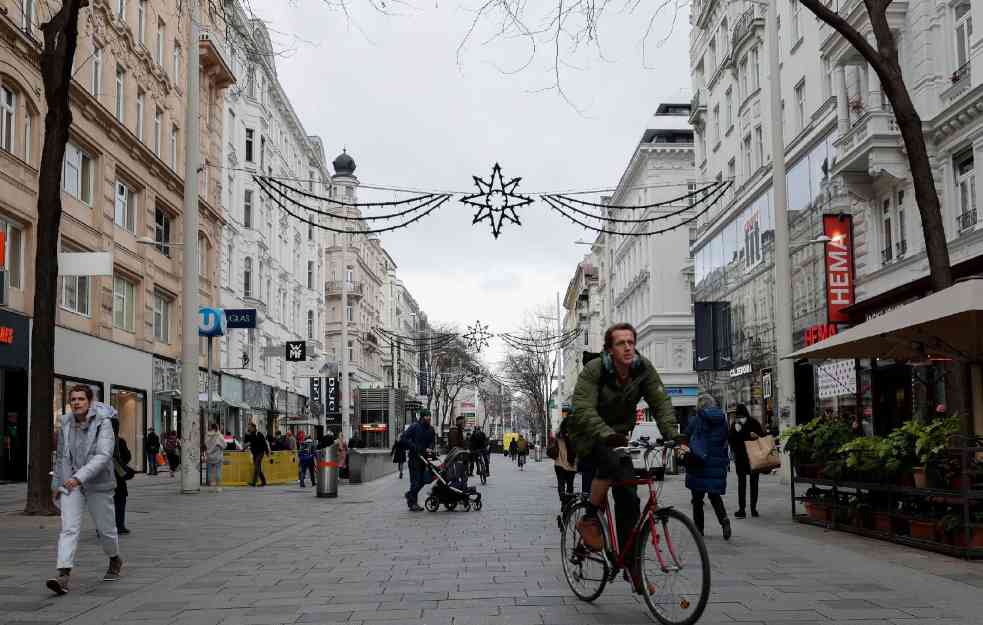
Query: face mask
738,417,747,424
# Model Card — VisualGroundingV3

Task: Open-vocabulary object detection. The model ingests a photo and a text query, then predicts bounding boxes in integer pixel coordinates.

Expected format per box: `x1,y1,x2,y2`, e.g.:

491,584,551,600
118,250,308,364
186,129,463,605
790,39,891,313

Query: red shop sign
822,214,855,324
804,323,838,346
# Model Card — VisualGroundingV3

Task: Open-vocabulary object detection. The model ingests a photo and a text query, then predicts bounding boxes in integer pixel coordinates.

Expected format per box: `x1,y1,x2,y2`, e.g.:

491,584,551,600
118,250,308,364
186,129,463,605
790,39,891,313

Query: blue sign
665,386,699,397
225,308,257,329
198,307,226,337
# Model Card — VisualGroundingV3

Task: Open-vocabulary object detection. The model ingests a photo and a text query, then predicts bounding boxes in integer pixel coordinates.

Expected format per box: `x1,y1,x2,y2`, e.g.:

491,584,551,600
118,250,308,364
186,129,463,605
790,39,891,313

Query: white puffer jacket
52,402,118,492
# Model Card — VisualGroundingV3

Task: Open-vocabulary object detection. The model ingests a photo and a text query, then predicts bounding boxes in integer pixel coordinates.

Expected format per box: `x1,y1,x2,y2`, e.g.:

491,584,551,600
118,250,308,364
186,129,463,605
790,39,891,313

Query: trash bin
316,443,339,498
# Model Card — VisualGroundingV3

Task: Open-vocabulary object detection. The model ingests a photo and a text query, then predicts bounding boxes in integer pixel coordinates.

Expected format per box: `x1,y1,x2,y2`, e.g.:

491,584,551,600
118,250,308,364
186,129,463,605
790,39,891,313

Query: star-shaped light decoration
463,321,494,353
460,163,534,239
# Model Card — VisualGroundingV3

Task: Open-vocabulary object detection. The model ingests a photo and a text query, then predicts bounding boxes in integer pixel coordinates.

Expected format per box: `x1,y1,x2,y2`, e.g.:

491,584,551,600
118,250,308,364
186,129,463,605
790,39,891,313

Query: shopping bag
746,435,782,473
156,452,166,467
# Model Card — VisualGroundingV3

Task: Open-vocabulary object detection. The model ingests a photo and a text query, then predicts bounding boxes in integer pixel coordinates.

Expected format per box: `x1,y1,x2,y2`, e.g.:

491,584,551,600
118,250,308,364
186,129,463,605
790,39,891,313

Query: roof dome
333,149,356,176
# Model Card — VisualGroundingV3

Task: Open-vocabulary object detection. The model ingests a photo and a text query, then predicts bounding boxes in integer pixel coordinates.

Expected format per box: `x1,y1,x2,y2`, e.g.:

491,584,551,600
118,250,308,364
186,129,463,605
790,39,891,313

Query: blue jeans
405,458,427,506
206,462,222,486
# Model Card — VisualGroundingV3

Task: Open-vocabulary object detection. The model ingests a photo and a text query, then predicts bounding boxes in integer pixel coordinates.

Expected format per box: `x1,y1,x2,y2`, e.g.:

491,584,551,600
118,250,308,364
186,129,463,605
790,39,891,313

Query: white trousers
56,488,120,570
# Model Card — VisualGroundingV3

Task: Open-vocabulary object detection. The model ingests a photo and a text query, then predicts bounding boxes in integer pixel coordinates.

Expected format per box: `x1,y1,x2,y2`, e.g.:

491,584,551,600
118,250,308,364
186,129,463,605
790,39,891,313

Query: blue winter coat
684,407,729,495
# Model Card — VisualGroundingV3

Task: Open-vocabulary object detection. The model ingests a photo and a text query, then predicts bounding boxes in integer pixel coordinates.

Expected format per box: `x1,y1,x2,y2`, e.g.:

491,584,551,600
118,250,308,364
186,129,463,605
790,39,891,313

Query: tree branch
797,0,880,66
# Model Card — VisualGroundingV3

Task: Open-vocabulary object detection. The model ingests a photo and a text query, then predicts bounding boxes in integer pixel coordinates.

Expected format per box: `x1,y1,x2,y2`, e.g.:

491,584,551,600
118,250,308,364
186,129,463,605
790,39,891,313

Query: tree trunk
25,0,88,516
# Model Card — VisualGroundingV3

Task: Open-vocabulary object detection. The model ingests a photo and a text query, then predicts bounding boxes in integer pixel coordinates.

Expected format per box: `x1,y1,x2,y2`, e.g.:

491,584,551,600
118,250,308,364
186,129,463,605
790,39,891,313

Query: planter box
805,502,832,524
913,467,928,489
872,512,892,533
948,528,983,549
909,519,938,541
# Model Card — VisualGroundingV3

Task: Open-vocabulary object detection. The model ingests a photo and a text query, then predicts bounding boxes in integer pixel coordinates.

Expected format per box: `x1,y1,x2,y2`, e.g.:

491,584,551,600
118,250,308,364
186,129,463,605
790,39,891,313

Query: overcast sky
251,0,692,358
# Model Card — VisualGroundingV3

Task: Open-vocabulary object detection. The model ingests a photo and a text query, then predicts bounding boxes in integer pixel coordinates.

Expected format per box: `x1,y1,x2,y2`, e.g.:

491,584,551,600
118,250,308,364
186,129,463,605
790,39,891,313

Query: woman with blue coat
684,394,732,540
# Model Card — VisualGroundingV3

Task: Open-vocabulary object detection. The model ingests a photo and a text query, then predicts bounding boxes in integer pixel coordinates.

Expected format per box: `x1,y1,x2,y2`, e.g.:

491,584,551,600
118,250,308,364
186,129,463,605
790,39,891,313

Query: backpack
546,438,559,460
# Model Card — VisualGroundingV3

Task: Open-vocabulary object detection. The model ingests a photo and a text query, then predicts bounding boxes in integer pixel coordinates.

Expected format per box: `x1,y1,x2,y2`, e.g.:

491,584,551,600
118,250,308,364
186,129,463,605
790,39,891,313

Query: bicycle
559,437,710,625
473,451,489,484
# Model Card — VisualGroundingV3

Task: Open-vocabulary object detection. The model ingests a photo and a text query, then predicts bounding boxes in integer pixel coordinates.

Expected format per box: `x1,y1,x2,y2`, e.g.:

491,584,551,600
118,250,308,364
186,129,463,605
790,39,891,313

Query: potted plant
838,436,890,483
803,487,833,524
939,511,983,548
915,414,960,488
849,498,874,529
782,422,818,477
885,421,921,486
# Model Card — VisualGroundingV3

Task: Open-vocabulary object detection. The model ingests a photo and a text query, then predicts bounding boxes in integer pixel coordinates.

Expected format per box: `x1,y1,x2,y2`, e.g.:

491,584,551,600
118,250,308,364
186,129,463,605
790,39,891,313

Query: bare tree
24,0,89,516
501,350,550,439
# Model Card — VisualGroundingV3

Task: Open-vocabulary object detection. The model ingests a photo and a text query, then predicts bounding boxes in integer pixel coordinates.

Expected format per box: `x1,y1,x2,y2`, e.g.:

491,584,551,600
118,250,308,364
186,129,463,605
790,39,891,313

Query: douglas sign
823,214,855,324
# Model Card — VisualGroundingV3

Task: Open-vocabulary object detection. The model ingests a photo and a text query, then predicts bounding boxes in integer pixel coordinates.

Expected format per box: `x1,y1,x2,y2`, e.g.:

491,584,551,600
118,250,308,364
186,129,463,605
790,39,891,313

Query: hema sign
823,214,855,324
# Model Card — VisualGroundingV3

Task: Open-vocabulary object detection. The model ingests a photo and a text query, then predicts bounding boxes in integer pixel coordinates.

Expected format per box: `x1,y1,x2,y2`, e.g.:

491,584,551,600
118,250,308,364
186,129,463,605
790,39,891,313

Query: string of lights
261,176,440,209
551,180,726,210
254,176,452,235
258,176,442,221
542,180,733,237
543,180,728,225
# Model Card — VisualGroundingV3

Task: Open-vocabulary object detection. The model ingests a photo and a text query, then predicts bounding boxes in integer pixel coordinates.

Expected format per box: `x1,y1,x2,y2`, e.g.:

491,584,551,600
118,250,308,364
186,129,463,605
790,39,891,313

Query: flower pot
912,466,927,489
909,519,938,542
805,502,831,524
949,527,983,549
896,472,916,488
872,511,892,533
949,475,966,492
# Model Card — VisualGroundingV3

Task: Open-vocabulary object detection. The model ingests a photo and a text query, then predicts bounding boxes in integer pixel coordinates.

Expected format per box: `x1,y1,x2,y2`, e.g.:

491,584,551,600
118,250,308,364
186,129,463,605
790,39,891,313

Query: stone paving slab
1,456,982,625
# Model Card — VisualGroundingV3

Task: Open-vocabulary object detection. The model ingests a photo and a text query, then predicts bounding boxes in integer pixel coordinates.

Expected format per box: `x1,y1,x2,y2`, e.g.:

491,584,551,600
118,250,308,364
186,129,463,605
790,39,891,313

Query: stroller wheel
424,497,439,512
444,501,458,511
473,497,482,511
462,501,471,511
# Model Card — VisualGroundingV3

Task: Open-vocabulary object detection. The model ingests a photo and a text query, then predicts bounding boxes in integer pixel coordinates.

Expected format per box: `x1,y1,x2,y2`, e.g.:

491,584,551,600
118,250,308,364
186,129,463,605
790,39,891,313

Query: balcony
732,5,765,53
941,62,973,108
881,246,893,266
832,111,903,179
958,209,978,233
895,240,907,259
325,281,364,298
199,31,235,89
689,90,707,126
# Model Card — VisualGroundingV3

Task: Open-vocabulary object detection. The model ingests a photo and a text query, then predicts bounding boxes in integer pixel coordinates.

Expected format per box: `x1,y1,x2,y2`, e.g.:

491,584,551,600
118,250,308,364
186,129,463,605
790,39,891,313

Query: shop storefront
55,327,152,473
243,379,271,433
663,386,699,434
221,373,246,439
152,356,181,437
0,310,29,482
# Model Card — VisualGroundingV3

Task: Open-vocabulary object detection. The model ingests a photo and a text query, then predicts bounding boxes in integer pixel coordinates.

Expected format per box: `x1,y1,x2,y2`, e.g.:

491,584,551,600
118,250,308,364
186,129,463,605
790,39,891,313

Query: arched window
243,257,252,297
307,310,314,339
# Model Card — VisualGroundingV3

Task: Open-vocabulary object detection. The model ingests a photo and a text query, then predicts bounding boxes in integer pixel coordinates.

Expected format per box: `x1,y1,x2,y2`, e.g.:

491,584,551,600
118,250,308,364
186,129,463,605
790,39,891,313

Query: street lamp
789,235,832,251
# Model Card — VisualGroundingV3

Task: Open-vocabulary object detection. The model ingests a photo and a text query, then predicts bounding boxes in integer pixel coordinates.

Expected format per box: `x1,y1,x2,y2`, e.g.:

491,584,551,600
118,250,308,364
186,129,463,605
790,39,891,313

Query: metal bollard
316,443,339,498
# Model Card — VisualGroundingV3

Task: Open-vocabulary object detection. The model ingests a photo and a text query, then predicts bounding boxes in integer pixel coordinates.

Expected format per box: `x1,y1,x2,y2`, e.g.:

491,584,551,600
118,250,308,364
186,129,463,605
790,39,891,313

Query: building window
711,104,720,145
116,0,126,19
156,18,165,65
0,86,15,154
135,90,144,141
245,128,254,162
724,88,733,131
243,257,252,297
91,46,102,96
154,207,171,256
956,149,977,232
346,304,353,322
228,109,236,146
739,58,749,100
137,0,146,45
307,260,314,289
169,124,177,169
896,190,907,257
151,108,161,156
750,46,760,91
1,219,23,289
308,221,313,241
789,0,800,44
742,135,753,180
114,179,136,232
243,189,252,228
63,142,93,205
21,0,35,33
197,234,207,277
112,275,136,332
881,199,894,263
260,136,266,170
114,64,125,122
246,67,256,99
754,126,764,171
60,268,89,317
794,80,806,133
307,310,314,339
348,340,354,363
955,2,973,71
172,45,181,84
153,291,171,343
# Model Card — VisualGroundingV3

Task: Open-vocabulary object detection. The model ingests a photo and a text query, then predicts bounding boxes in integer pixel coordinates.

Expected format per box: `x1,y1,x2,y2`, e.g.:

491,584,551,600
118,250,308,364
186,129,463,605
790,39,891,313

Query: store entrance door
874,364,912,435
0,368,28,482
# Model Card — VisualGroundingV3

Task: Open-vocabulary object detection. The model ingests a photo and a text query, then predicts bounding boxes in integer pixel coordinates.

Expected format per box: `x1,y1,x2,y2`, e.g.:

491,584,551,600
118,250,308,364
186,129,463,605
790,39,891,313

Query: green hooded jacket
568,353,676,458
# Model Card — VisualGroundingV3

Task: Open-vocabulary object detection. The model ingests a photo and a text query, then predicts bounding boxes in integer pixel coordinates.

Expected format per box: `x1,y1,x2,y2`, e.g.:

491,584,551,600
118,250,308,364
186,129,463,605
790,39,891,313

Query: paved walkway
0,456,981,625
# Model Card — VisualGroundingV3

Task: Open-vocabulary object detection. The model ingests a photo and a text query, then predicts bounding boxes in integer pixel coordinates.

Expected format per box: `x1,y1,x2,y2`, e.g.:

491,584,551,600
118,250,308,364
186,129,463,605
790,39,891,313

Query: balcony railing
732,5,765,51
941,62,973,108
958,209,978,233
325,281,364,297
881,246,893,265
895,240,907,259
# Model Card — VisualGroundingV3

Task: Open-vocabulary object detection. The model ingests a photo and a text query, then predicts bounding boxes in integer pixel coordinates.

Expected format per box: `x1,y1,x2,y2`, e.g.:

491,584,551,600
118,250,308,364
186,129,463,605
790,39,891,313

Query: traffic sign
198,307,226,337
225,308,257,329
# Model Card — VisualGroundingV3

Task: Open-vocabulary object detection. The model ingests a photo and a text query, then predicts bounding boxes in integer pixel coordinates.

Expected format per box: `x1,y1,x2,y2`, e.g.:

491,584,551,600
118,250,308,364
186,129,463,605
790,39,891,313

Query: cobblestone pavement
1,456,981,625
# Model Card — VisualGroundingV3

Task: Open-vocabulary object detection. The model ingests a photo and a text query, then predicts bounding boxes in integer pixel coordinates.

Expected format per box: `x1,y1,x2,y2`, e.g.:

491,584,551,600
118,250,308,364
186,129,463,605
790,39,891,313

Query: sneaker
408,503,424,512
103,557,123,582
751,509,760,517
722,520,732,541
118,528,131,535
575,517,604,551
734,510,747,519
46,572,69,596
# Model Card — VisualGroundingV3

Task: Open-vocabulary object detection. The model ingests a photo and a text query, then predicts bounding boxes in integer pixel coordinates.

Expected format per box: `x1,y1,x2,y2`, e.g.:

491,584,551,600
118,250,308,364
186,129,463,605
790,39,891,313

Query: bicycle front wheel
560,501,609,602
635,507,710,625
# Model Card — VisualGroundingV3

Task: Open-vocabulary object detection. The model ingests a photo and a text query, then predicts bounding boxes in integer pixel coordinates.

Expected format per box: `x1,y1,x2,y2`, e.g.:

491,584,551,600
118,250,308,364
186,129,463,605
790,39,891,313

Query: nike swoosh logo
697,356,710,362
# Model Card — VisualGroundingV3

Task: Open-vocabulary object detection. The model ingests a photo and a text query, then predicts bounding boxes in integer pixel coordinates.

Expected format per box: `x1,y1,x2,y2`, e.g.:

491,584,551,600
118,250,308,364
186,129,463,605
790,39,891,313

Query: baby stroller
421,448,482,512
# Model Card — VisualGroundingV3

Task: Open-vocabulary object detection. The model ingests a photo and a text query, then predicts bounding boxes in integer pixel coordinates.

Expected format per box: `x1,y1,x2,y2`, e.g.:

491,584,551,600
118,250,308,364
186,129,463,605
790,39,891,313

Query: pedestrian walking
400,410,436,511
549,422,576,504
285,430,297,451
298,440,317,487
337,433,350,479
244,423,269,487
447,415,466,450
391,437,406,479
204,423,225,487
46,386,124,595
162,430,180,477
111,419,133,535
728,403,765,519
144,428,159,475
684,394,732,540
508,437,518,462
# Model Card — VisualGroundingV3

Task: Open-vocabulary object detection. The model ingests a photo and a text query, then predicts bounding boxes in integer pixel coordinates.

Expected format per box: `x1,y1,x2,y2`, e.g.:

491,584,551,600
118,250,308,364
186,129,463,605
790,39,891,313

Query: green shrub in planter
838,436,890,482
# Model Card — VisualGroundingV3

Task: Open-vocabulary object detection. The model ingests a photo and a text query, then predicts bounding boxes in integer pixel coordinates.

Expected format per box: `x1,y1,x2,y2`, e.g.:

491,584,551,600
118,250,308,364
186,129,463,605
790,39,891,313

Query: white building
560,256,604,409
220,15,329,437
688,0,983,429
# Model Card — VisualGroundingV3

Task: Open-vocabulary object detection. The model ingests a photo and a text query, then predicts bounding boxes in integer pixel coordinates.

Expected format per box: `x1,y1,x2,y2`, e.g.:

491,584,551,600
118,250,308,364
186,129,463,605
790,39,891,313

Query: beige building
0,0,233,480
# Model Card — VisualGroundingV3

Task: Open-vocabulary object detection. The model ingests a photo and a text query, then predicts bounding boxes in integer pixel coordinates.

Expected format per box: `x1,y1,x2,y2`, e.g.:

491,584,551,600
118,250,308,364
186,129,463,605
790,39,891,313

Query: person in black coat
391,438,407,479
728,403,765,518
112,419,132,534
144,428,159,475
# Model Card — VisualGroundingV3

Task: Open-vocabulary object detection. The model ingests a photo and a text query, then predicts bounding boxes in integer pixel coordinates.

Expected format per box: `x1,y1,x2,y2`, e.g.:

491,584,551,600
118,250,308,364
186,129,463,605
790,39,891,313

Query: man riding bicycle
567,322,675,593
468,425,490,477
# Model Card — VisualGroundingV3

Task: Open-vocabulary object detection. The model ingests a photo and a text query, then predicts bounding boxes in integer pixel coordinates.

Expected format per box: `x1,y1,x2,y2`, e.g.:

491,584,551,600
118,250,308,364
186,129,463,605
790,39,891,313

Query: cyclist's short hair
603,323,637,350
68,384,94,402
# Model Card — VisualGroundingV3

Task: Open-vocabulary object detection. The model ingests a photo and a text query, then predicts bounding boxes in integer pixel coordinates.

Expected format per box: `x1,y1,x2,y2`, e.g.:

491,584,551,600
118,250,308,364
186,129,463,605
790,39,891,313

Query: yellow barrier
221,451,298,486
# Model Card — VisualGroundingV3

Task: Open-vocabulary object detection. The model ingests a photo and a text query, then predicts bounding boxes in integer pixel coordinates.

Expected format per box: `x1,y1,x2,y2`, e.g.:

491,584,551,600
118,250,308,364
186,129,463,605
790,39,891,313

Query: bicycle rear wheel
560,501,609,602
634,507,710,625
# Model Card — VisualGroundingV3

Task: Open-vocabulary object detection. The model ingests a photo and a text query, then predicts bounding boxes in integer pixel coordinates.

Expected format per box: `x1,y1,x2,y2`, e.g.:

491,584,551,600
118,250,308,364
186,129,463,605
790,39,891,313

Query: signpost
198,307,226,479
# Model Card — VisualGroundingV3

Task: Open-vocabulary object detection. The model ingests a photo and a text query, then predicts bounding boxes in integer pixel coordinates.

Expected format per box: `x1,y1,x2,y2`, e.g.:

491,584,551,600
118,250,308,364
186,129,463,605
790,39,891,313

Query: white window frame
754,126,764,170
243,257,253,297
1,219,23,289
724,88,733,131
135,90,144,141
112,275,136,332
22,0,36,33
244,128,254,162
154,206,171,256
137,0,146,46
114,64,125,122
169,124,177,169
794,80,806,133
156,18,165,65
956,149,977,232
198,234,207,277
789,0,801,44
243,189,253,228
896,189,907,257
750,46,760,91
114,179,136,232
881,198,894,264
153,290,171,343
955,2,973,71
116,0,126,20
0,86,15,153
307,260,314,289
172,45,181,84
63,142,93,205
